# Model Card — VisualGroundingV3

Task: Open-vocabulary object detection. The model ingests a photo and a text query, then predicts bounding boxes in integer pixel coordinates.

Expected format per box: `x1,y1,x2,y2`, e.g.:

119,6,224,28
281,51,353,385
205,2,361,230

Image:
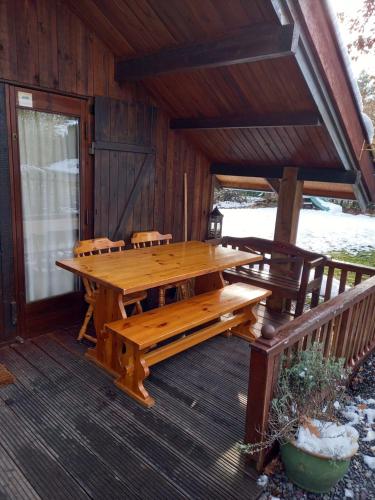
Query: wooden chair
131,231,190,306
74,238,147,343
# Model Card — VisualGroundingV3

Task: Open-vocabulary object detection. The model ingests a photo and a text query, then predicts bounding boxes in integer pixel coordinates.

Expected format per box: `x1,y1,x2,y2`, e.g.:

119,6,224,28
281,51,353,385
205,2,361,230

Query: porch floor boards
0,304,290,499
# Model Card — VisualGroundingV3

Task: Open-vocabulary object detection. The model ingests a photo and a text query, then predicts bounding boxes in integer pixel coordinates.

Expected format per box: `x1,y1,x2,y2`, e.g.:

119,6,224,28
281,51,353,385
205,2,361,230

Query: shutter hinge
10,301,17,326
89,142,95,155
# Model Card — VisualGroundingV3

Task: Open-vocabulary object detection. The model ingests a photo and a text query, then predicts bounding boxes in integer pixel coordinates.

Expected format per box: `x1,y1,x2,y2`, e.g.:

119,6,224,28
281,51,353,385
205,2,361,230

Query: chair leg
77,304,94,341
135,300,143,314
180,283,189,300
159,287,166,307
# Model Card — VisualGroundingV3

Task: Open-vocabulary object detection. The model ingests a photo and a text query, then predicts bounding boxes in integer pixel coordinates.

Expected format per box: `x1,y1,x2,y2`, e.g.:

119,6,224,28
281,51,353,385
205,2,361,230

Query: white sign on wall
17,91,33,108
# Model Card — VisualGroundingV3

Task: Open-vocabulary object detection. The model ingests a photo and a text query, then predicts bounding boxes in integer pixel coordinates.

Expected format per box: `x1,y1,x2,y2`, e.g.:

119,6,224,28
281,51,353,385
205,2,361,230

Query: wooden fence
245,271,375,470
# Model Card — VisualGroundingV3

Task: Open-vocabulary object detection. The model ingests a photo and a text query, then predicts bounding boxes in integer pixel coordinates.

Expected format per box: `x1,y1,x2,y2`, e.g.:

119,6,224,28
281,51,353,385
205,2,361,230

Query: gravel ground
260,353,375,500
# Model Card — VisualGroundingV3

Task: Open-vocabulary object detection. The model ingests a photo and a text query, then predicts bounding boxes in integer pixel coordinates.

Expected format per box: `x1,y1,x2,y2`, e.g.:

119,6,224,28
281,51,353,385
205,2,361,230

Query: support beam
170,111,321,130
116,24,298,81
210,163,359,184
274,167,303,245
268,167,303,312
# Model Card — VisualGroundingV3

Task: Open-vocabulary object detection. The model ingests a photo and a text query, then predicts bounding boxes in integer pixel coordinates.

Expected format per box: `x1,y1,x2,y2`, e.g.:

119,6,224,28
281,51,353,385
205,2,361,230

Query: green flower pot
281,441,352,493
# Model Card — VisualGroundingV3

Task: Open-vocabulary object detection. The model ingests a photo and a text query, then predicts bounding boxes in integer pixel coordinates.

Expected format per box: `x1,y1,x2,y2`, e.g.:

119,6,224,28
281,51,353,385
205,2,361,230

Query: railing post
244,328,280,470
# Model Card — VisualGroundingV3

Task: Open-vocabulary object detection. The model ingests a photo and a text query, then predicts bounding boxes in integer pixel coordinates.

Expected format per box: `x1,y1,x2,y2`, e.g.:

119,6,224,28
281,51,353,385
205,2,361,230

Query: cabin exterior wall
0,0,212,339
0,0,212,242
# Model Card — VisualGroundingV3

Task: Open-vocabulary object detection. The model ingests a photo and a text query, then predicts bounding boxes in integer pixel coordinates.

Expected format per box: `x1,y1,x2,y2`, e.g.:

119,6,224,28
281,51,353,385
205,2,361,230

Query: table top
56,241,262,295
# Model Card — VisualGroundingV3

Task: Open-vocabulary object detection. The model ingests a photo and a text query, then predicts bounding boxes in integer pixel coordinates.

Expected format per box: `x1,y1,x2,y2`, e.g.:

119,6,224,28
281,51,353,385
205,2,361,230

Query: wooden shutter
93,97,157,241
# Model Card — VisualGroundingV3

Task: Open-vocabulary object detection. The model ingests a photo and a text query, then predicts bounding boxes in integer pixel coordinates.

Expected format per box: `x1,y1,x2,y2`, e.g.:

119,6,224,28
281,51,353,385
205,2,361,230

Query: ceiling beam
211,164,360,184
116,23,298,81
170,111,321,130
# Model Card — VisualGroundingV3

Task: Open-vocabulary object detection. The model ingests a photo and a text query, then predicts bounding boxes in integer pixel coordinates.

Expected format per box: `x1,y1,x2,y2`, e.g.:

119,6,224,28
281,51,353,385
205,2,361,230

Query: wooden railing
322,259,375,302
245,275,375,470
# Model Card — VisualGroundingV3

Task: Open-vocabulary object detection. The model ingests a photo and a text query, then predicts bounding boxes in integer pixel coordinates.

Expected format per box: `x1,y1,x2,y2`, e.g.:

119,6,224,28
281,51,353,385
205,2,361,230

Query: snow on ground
221,207,375,254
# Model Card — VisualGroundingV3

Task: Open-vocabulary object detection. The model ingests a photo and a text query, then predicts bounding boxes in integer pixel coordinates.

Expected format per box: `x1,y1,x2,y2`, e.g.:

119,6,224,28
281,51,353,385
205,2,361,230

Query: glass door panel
17,109,80,303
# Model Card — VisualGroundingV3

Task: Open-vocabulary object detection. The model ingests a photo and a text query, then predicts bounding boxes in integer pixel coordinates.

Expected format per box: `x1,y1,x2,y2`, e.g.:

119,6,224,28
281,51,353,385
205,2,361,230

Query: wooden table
56,241,262,374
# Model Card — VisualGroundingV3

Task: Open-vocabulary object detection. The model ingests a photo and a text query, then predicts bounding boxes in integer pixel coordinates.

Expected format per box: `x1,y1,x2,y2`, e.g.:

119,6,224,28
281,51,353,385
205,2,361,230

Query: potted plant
242,343,358,494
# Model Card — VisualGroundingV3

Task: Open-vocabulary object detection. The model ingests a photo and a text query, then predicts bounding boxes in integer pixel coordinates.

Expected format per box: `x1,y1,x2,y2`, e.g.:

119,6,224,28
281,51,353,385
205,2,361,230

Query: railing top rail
326,259,375,275
222,235,325,260
253,275,375,357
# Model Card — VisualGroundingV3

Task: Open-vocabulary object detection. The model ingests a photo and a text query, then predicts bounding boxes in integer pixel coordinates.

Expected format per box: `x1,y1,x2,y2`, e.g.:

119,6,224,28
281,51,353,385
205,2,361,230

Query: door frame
7,85,92,337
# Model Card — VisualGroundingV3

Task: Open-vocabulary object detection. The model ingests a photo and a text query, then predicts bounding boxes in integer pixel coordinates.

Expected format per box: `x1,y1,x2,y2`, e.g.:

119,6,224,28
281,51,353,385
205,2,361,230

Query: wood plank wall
0,0,212,242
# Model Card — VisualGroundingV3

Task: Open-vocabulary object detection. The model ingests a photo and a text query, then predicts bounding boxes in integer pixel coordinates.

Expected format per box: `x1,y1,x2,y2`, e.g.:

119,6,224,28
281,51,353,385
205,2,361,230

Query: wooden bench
212,236,326,317
105,283,271,407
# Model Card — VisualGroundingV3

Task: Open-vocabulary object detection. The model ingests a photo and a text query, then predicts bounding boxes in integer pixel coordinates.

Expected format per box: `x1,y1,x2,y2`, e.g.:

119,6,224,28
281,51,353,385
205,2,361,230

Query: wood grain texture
57,241,263,295
107,283,271,349
106,282,270,406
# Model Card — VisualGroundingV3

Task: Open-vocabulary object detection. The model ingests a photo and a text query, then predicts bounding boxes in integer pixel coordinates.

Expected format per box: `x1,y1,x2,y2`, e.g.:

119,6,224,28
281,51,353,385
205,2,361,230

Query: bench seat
105,283,270,407
216,236,326,316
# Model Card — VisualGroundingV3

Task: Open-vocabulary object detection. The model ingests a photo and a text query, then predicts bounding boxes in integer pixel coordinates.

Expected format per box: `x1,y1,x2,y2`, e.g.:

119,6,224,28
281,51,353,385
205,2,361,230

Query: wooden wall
0,0,212,242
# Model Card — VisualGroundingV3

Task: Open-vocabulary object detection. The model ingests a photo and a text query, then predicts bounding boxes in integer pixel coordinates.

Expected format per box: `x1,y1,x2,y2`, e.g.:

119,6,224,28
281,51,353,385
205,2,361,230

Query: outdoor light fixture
208,206,224,239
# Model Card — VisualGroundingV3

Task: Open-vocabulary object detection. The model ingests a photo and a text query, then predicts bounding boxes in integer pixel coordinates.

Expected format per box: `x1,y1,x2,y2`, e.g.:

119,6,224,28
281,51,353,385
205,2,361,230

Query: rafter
116,24,298,81
170,111,320,130
211,164,360,184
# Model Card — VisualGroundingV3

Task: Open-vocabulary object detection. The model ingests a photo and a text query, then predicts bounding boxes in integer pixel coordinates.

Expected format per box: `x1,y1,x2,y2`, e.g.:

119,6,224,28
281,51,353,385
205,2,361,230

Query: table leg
86,286,126,376
195,271,225,294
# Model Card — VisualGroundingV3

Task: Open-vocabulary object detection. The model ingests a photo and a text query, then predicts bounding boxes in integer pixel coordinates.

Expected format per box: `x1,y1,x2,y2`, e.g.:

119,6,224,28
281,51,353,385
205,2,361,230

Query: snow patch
342,406,362,425
295,419,359,459
365,409,375,425
363,429,375,442
257,475,269,487
221,208,375,254
363,455,375,470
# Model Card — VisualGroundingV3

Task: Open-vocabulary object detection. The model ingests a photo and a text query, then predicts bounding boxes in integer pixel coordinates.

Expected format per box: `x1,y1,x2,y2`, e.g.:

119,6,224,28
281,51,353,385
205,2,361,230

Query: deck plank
11,338,261,499
0,307,290,500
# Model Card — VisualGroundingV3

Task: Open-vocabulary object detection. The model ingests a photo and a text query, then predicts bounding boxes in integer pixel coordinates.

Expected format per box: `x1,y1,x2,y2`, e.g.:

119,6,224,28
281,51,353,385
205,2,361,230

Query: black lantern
207,206,223,239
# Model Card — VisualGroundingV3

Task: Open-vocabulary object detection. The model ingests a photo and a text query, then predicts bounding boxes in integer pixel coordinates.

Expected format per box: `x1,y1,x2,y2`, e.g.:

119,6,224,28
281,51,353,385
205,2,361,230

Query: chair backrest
131,231,172,248
74,237,126,257
73,238,126,297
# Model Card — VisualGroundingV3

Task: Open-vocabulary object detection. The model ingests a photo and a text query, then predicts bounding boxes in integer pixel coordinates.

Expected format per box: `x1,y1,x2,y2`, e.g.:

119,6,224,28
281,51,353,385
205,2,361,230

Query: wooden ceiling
66,0,279,56
67,0,365,200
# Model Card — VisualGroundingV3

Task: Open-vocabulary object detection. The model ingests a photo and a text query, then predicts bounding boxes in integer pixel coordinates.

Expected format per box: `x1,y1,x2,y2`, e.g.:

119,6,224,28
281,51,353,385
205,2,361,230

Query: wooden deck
0,305,290,499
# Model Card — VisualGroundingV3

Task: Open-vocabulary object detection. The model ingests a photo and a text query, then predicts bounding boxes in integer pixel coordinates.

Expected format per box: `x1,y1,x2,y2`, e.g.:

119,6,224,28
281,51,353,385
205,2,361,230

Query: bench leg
115,340,155,407
231,304,259,342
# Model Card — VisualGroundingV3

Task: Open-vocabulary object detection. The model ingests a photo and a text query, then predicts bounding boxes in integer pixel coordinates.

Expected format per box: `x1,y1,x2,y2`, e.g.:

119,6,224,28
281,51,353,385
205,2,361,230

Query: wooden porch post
268,167,303,311
273,167,303,244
